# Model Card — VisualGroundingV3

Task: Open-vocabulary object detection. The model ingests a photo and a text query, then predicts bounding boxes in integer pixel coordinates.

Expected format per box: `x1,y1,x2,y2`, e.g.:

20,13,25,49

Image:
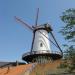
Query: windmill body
32,25,51,53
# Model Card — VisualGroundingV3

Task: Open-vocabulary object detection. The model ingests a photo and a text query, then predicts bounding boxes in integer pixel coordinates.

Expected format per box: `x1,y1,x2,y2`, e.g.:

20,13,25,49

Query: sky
0,0,75,62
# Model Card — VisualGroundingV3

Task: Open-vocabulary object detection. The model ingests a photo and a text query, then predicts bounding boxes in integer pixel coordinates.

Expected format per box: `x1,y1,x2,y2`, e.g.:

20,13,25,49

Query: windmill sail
35,8,39,26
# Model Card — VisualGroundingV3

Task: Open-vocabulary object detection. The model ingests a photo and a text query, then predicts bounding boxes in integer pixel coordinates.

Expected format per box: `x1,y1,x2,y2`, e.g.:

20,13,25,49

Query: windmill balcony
22,50,62,63
22,50,62,56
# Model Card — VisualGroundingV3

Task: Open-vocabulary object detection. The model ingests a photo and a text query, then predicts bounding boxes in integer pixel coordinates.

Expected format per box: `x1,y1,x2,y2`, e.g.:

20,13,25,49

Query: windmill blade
50,32,63,56
35,8,39,26
15,16,33,31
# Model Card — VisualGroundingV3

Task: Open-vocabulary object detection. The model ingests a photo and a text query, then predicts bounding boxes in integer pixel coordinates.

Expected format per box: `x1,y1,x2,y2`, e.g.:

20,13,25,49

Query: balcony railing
22,50,62,57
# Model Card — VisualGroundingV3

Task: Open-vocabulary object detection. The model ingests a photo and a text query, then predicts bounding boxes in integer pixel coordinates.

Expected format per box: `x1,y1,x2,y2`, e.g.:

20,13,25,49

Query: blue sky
0,0,75,62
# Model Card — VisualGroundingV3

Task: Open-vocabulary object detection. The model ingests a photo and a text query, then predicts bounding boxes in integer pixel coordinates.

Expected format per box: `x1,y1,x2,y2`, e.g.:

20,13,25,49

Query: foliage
60,8,75,72
60,8,75,42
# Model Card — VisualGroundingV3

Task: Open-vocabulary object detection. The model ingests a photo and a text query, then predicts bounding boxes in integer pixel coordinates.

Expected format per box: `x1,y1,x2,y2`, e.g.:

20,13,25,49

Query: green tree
60,8,75,72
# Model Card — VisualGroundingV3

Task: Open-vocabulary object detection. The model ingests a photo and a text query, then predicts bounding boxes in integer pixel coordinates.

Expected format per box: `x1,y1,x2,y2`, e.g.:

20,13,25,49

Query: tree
60,8,75,72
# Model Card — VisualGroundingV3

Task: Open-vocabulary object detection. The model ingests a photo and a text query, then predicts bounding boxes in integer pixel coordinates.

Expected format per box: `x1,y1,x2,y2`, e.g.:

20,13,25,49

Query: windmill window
40,43,43,47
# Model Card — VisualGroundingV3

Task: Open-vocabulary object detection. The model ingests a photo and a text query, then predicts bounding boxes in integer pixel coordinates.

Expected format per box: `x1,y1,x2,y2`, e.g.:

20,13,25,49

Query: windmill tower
15,8,63,63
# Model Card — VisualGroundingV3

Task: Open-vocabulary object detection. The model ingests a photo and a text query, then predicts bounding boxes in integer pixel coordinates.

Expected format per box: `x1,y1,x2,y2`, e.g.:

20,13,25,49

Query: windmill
15,8,63,63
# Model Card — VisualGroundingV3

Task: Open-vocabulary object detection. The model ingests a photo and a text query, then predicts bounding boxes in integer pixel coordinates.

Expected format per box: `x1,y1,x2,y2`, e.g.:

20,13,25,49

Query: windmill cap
33,23,53,32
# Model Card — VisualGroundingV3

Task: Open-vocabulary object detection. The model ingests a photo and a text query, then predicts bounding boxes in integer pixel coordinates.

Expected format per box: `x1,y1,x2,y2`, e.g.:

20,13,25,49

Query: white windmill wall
32,29,51,53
